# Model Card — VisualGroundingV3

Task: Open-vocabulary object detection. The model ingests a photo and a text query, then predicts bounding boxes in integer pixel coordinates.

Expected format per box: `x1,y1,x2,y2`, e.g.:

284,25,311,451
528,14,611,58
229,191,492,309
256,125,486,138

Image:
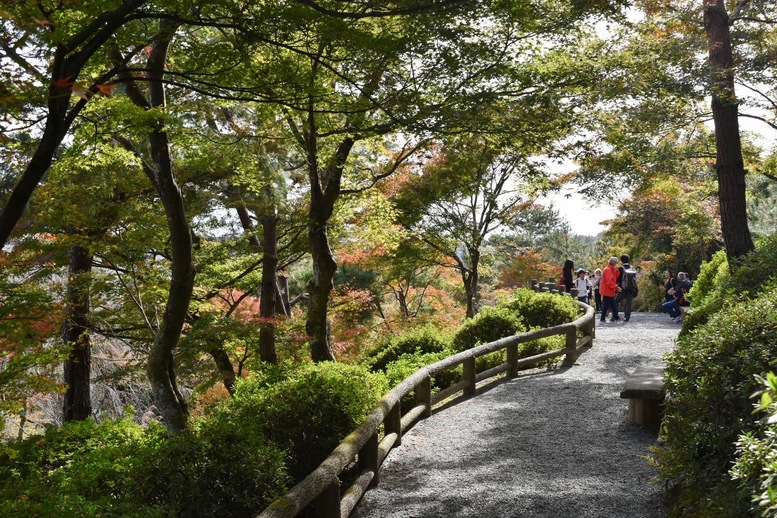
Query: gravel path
353,312,679,518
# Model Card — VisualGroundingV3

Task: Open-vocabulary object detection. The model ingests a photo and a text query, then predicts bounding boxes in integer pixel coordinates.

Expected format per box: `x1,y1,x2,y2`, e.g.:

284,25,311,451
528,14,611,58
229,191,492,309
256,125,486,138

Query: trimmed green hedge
499,289,580,330
450,305,526,352
365,324,449,372
217,362,388,482
658,287,777,516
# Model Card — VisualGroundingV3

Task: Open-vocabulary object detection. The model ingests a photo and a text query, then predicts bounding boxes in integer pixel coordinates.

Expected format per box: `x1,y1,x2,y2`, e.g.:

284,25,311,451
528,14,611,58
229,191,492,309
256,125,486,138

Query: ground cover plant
369,289,577,408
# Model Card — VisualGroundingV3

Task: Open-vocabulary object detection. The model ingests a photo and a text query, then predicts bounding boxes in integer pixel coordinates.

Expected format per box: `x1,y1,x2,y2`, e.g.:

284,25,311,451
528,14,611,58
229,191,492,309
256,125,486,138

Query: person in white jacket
573,268,592,304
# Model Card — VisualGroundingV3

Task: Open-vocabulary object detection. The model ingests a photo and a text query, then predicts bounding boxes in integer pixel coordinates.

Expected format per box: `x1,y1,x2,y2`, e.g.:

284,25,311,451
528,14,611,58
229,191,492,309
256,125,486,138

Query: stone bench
620,366,665,425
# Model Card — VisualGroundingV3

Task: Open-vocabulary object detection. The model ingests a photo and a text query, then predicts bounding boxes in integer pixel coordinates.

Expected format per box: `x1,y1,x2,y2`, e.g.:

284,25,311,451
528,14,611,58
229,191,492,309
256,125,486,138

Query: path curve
353,312,678,518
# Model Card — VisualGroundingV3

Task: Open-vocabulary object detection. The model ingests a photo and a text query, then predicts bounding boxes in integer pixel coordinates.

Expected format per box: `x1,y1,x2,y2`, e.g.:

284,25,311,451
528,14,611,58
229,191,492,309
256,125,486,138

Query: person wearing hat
600,257,623,322
573,268,592,304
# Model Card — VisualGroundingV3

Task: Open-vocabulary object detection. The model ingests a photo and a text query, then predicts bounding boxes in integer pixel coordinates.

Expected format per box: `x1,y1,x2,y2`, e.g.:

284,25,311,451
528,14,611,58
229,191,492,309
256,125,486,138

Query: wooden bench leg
628,398,662,425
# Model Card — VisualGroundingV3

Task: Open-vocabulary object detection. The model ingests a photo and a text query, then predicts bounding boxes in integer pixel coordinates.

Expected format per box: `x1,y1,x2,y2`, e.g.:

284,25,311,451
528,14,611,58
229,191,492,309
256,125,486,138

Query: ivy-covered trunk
703,0,754,261
62,243,92,422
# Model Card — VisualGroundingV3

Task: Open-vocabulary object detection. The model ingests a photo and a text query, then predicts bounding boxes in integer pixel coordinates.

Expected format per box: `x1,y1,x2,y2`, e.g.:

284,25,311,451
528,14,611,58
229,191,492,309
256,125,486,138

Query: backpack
621,265,638,292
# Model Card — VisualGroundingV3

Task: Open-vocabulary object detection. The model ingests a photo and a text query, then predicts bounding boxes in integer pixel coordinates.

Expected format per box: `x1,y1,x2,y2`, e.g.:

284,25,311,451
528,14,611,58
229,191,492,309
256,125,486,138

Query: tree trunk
306,223,338,362
277,275,290,316
259,213,279,364
236,205,261,248
0,94,70,246
236,202,281,364
393,286,410,318
209,349,237,395
303,115,354,362
459,247,480,319
62,244,92,422
143,20,193,436
703,0,755,261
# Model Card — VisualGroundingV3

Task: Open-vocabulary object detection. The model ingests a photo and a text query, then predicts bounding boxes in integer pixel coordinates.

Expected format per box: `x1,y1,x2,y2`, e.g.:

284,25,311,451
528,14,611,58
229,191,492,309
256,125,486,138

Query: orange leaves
52,77,74,89
96,83,116,96
51,77,115,99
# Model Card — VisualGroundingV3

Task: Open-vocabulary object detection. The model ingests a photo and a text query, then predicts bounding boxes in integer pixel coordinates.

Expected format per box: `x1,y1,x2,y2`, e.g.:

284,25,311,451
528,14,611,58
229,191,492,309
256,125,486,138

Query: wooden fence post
385,402,402,446
563,326,577,366
359,432,380,488
586,314,596,341
507,342,518,377
416,375,432,418
313,480,340,518
464,357,476,396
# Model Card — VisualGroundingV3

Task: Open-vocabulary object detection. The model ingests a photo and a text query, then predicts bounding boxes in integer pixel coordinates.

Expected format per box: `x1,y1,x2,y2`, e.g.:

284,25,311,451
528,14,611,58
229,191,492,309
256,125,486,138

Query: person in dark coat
560,259,574,293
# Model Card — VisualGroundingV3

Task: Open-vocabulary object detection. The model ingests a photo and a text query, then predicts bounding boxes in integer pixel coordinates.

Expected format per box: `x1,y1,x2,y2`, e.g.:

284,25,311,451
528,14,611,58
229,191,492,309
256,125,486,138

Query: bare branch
739,112,777,132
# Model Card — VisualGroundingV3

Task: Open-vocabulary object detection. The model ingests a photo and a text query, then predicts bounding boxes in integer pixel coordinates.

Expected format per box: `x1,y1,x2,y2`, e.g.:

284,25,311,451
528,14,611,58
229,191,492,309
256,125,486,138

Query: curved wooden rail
259,302,596,518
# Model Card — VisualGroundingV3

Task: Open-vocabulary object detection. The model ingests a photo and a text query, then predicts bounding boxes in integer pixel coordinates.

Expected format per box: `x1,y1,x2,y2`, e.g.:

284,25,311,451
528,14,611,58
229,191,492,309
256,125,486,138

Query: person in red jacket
600,256,622,323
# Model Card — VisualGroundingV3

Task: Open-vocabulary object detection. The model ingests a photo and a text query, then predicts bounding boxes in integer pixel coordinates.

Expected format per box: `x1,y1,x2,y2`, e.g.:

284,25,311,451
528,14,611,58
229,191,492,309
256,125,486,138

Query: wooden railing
258,302,596,518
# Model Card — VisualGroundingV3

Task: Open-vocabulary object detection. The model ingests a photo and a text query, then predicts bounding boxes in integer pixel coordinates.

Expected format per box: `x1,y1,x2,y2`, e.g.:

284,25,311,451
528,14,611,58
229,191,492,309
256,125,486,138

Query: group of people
660,270,693,322
559,255,639,323
559,258,694,324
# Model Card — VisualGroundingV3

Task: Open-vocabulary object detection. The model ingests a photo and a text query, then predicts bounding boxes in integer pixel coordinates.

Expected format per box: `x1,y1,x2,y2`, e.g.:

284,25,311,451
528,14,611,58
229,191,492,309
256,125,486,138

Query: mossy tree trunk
118,19,193,435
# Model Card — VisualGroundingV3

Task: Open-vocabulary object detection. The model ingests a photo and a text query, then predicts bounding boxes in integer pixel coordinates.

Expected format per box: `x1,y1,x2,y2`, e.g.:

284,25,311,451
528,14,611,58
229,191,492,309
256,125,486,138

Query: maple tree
0,0,150,247
0,248,65,433
394,135,548,318
604,177,722,274
5,0,757,440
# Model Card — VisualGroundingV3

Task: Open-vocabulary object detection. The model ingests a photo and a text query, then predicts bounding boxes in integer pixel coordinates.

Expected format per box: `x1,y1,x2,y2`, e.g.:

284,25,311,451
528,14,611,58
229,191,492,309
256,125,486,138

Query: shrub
499,289,579,330
680,236,777,338
634,273,662,313
0,417,167,517
0,414,290,518
144,419,289,517
731,372,777,517
220,362,388,481
686,250,728,305
383,349,462,410
520,335,565,366
450,305,525,352
657,287,777,516
365,324,449,372
729,234,777,297
679,250,731,337
383,349,460,392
